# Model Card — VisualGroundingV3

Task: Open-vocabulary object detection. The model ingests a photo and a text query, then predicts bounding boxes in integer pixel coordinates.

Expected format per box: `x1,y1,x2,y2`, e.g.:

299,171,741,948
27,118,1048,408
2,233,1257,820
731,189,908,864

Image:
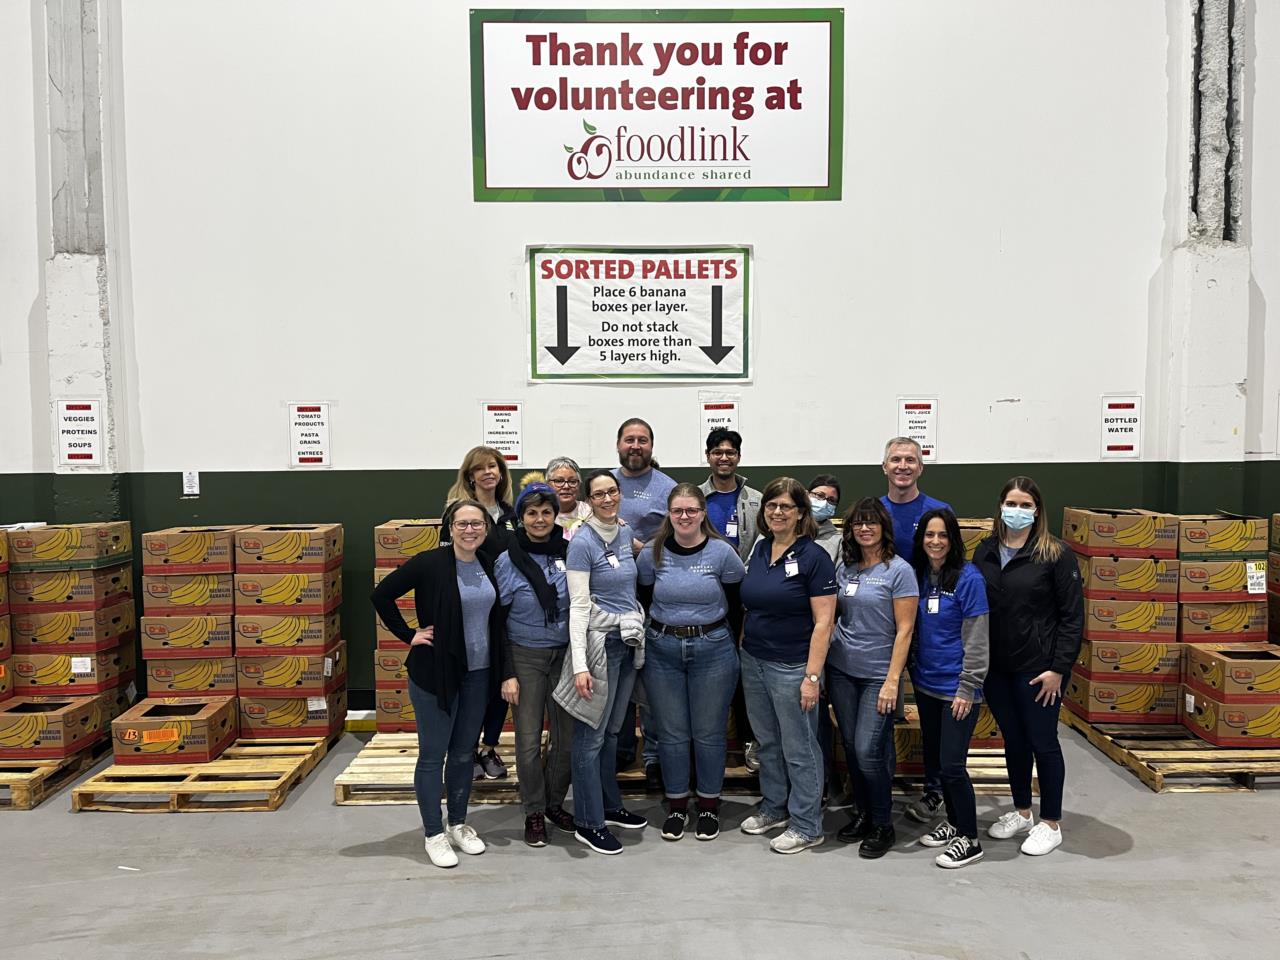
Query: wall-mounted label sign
482,402,523,464
897,398,938,463
288,402,331,468
56,398,104,467
1100,395,1142,459
699,397,739,455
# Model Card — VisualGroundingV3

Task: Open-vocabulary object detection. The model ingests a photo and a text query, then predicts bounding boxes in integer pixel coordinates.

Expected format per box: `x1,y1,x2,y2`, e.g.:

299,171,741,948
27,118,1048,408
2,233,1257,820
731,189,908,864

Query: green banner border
527,244,751,380
470,8,844,202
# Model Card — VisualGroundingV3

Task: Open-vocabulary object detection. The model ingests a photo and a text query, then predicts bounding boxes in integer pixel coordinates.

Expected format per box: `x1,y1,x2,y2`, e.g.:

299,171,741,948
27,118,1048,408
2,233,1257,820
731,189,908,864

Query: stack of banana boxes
0,523,136,761
371,520,442,733
0,528,10,705
1270,513,1280,643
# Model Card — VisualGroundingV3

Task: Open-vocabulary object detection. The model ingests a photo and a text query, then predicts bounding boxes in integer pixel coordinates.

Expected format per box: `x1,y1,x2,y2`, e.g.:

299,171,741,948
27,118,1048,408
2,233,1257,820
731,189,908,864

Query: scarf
509,525,567,625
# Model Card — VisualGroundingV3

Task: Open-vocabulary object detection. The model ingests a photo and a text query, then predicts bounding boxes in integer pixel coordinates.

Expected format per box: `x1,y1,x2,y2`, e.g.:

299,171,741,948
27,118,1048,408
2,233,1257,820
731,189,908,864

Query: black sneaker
476,747,508,780
935,835,984,869
694,807,720,841
605,807,648,830
523,812,548,848
575,824,622,855
836,811,872,844
661,810,688,841
920,821,959,848
905,790,944,823
858,824,896,859
544,806,576,834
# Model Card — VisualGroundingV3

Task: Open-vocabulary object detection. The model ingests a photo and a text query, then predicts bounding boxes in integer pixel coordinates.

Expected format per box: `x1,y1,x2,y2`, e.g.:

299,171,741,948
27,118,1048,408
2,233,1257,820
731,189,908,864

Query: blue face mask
810,497,837,523
1001,505,1036,530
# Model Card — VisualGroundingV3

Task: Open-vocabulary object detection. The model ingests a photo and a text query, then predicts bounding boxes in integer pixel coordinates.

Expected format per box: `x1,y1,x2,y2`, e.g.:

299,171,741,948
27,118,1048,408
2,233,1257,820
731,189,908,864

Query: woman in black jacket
372,499,514,869
972,477,1083,858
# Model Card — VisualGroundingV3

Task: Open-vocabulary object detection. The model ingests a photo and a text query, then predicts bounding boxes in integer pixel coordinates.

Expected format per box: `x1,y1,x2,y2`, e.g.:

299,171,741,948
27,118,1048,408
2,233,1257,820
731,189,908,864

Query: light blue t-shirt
566,524,640,615
828,555,919,679
456,559,496,670
494,552,569,649
636,537,745,626
613,467,677,543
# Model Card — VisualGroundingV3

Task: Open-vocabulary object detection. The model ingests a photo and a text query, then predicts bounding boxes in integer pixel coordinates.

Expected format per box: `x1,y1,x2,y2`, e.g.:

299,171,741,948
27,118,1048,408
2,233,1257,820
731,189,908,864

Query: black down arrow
544,285,580,365
699,285,734,364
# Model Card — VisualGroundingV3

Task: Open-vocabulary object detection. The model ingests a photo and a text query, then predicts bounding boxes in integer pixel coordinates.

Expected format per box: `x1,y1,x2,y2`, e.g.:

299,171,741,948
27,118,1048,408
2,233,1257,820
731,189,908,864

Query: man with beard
613,418,678,550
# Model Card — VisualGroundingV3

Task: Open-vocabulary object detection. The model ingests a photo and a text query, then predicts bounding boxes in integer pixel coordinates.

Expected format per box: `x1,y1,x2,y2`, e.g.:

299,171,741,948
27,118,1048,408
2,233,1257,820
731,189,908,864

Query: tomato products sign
472,9,843,201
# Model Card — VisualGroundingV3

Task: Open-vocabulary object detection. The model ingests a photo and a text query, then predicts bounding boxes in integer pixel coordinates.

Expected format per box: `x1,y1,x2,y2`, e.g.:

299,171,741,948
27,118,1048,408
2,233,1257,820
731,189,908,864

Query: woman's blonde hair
994,475,1063,564
446,446,513,506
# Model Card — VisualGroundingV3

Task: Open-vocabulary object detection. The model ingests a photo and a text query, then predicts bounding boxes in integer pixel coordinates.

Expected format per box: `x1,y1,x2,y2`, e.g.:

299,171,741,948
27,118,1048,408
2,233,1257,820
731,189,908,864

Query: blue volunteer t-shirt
494,552,569,649
705,489,740,546
456,559,496,670
828,555,918,679
636,537,745,626
741,536,837,663
566,524,640,614
613,467,677,544
912,562,989,700
880,492,951,564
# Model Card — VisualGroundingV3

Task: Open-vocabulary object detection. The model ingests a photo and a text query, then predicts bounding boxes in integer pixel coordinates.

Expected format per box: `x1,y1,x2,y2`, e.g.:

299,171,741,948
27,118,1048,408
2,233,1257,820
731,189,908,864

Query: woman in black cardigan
372,499,514,868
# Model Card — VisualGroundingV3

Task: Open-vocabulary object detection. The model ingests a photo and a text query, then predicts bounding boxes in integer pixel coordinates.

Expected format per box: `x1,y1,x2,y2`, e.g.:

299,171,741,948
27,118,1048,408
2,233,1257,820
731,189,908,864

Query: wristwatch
804,673,820,684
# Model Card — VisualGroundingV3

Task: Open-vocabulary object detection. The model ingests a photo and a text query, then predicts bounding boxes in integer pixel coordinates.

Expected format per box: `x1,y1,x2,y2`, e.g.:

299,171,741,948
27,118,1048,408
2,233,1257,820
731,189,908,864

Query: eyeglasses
811,494,838,505
709,449,739,459
452,520,486,531
548,478,579,488
764,502,798,514
589,488,621,502
670,507,704,518
851,520,881,529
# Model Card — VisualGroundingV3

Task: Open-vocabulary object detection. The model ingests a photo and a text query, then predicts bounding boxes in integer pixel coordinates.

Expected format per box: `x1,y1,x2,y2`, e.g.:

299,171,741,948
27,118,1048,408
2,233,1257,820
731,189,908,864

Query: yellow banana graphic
1204,520,1248,550
1244,705,1280,737
31,527,82,561
164,616,215,648
1196,659,1225,689
261,698,309,727
29,572,79,603
168,575,216,607
399,699,416,722
256,617,307,646
1111,516,1156,547
1208,604,1251,632
1111,684,1161,712
167,660,220,689
1250,664,1280,693
25,657,75,686
1118,643,1163,672
0,714,48,747
1114,563,1159,592
1111,603,1163,632
1205,564,1247,592
32,612,81,643
167,531,216,565
257,575,307,605
260,531,309,563
1189,699,1217,733
397,526,440,555
257,657,307,687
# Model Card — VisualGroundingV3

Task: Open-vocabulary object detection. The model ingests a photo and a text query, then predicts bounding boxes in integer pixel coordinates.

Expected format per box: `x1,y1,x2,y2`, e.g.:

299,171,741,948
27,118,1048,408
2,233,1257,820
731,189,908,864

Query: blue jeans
571,635,638,830
826,664,896,827
643,625,739,798
407,670,490,837
739,648,823,840
984,669,1066,820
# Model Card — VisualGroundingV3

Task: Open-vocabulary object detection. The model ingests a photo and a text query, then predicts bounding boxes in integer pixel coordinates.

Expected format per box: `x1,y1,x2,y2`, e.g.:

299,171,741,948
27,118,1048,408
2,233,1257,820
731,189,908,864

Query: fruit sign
472,9,843,201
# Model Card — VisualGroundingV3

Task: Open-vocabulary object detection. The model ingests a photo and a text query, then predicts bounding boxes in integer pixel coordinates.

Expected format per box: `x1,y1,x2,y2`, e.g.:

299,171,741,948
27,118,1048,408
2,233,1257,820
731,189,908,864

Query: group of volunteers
372,421,1084,870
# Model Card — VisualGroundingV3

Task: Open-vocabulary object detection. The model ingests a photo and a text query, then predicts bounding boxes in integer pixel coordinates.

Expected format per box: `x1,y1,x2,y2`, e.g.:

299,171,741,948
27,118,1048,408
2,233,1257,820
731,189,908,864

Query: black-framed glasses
708,448,740,459
588,487,621,502
548,477,579,487
670,507,704,518
764,502,799,514
851,519,881,529
452,520,486,531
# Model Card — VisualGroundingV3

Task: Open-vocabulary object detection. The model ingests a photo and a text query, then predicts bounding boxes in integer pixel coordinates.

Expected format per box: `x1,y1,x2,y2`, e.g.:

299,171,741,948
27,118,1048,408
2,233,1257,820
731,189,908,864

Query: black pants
983,669,1065,821
479,689,507,749
731,675,755,746
915,693,979,838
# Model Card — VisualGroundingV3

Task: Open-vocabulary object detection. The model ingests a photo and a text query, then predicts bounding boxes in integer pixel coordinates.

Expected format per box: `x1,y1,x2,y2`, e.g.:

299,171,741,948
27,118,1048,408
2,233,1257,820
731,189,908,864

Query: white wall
1248,0,1280,458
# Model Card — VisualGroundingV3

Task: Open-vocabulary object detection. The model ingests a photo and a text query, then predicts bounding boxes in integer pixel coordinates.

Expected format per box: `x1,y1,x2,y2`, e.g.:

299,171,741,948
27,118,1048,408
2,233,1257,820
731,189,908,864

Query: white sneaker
446,823,486,856
740,812,789,835
743,741,761,773
1020,822,1063,856
987,810,1035,840
769,828,825,855
424,832,458,868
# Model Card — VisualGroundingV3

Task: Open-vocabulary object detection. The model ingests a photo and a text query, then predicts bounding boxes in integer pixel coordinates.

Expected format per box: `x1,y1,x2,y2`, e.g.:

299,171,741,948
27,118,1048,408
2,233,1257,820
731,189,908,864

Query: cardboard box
893,722,924,776
239,688,346,738
1268,552,1280,593
373,648,408,688
1074,639,1181,681
0,658,12,703
956,518,993,561
0,574,8,614
139,615,234,659
374,687,415,733
11,600,136,654
140,525,250,575
234,570,342,616
5,521,131,572
234,524,344,573
374,519,442,567
1179,602,1269,643
98,682,137,722
141,573,234,615
1064,673,1179,723
8,562,132,612
1182,684,1280,747
1271,589,1280,641
145,657,238,694
1178,559,1268,603
970,703,1003,747
1183,644,1280,703
0,615,9,659
234,612,340,655
1083,599,1177,641
236,642,346,697
373,566,414,611
0,526,8,572
375,615,416,650
1271,515,1280,552
1062,508,1178,559
0,695,104,759
1177,514,1268,560
111,696,238,764
1076,556,1179,601
12,640,137,695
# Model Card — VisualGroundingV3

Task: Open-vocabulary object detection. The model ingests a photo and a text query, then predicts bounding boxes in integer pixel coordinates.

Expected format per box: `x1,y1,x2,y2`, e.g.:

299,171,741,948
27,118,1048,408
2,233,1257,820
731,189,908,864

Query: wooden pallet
1060,709,1280,793
0,739,112,811
334,733,527,806
70,734,339,812
892,748,1039,797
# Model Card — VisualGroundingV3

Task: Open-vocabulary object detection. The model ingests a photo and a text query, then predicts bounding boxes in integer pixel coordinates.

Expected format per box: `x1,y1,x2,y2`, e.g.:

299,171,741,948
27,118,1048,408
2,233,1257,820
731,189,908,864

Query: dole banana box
1272,514,1280,552
145,657,238,694
12,640,137,696
893,722,924,776
1181,684,1280,747
1076,556,1179,601
0,526,8,572
111,696,238,765
0,615,10,659
1062,508,1178,559
239,688,346,739
956,518,993,561
234,523,344,573
373,566,414,611
1183,644,1280,703
970,703,1003,748
1064,673,1179,723
233,570,342,616
141,573,234,615
234,612,340,656
1074,639,1181,681
1177,514,1268,560
140,615,234,659
140,525,250,575
376,613,417,650
1268,552,1280,592
98,682,137,722
6,521,131,572
0,659,12,703
236,641,346,698
8,562,132,613
12,600,136,654
0,574,8,614
1083,599,1177,641
1179,602,1269,643
374,519,443,568
373,648,408,688
375,687,415,733
1178,559,1268,603
0,694,105,758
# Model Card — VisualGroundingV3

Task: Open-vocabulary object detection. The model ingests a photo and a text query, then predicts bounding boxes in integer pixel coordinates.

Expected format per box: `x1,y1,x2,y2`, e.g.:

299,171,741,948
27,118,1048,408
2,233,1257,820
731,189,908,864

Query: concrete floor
3,730,1278,960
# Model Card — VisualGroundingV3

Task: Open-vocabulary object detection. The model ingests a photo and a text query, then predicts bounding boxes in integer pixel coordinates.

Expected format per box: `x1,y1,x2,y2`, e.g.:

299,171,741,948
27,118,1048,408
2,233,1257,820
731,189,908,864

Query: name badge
554,559,566,573
725,522,739,539
606,551,620,569
845,581,858,597
927,596,940,614
784,559,799,578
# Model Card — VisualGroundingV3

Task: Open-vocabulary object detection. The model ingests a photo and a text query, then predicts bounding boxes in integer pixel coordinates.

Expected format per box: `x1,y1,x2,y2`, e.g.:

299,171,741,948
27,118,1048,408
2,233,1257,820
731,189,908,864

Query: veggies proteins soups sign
472,9,843,201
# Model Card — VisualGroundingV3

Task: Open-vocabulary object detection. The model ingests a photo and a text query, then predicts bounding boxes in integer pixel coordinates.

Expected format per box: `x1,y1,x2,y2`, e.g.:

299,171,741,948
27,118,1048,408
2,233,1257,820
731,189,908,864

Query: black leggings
479,689,507,749
983,669,1065,821
915,693,979,838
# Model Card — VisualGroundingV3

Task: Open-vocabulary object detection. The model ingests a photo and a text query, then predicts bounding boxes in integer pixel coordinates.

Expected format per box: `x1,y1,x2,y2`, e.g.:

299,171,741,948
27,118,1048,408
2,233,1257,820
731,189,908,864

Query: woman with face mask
971,477,1083,857
807,475,842,562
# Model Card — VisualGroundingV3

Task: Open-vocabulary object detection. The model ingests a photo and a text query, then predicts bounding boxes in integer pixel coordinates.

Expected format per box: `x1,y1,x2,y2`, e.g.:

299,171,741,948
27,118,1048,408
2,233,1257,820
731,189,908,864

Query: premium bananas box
374,519,443,568
0,658,12,703
236,642,346,697
1177,559,1268,603
373,566,415,611
11,601,136,654
140,615,234,659
98,682,137,722
239,688,346,738
1064,674,1179,723
1075,556,1179,601
375,612,417,650
0,615,10,659
373,649,408,688
1074,639,1180,681
375,687,414,733
1083,599,1177,641
145,657,238,694
956,518,993,561
141,573,234,615
1179,602,1269,642
233,570,342,616
1183,644,1280,703
234,524,344,573
111,696,238,765
6,521,131,572
12,641,137,695
140,525,250,575
1062,508,1178,559
1182,685,1280,747
970,703,1003,747
234,612,340,656
1177,514,1268,560
0,695,104,758
8,562,132,612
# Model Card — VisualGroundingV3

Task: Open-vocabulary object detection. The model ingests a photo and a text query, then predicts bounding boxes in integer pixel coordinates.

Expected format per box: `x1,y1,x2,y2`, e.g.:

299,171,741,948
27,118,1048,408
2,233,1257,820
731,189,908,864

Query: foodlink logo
563,118,751,183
